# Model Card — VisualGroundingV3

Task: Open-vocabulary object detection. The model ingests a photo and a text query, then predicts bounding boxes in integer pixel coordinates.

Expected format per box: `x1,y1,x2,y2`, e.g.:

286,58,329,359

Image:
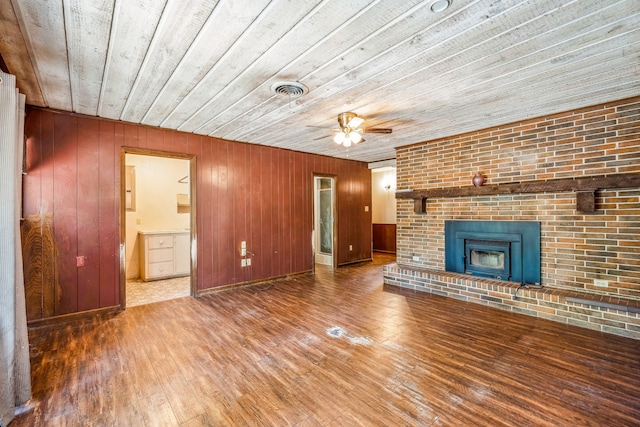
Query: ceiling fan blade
306,125,340,131
362,127,392,134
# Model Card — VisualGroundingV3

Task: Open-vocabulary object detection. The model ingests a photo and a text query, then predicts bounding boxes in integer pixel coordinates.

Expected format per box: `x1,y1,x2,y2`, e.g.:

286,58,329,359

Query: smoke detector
430,0,451,13
271,81,308,99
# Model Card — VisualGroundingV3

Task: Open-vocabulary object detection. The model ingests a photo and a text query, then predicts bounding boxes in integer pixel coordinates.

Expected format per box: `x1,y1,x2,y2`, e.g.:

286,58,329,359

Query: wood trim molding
338,257,374,267
396,173,640,214
119,147,198,308
27,306,121,328
195,270,313,296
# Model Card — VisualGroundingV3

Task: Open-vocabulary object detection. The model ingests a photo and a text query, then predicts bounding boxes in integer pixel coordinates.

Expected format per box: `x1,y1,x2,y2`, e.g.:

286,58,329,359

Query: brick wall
386,96,640,339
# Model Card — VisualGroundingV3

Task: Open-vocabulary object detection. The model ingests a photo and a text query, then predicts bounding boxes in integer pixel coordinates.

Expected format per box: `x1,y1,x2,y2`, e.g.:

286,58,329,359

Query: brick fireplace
384,96,640,339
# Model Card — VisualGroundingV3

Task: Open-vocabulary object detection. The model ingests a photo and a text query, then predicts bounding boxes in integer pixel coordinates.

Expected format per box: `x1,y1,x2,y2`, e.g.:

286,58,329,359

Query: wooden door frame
312,174,338,270
119,147,197,309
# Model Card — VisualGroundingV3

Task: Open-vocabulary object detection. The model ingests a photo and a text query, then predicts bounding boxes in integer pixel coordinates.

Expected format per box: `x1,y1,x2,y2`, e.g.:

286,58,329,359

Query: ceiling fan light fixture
337,112,356,128
329,111,392,148
350,131,362,144
349,117,364,129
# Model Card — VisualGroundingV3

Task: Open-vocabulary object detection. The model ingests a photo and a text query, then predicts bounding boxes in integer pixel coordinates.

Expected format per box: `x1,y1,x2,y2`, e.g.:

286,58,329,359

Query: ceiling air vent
271,81,308,98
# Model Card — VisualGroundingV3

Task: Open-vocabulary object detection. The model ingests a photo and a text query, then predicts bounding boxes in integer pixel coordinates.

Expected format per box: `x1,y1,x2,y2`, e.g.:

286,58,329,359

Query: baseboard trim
195,270,313,296
338,258,373,267
27,306,122,328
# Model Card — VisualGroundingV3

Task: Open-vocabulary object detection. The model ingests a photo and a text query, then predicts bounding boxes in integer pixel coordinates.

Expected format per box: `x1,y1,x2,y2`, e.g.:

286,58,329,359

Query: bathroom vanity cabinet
139,230,190,281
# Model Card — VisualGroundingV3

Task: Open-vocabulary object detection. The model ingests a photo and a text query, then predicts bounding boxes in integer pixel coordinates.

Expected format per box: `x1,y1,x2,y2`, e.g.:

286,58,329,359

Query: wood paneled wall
372,224,396,253
22,108,372,321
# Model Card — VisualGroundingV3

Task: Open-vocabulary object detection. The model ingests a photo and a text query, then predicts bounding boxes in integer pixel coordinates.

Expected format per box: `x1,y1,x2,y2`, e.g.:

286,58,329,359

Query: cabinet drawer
148,235,174,249
148,247,173,263
148,261,174,278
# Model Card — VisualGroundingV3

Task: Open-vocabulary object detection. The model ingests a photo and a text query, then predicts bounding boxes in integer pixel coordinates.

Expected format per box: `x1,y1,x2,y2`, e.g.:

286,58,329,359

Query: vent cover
271,81,308,98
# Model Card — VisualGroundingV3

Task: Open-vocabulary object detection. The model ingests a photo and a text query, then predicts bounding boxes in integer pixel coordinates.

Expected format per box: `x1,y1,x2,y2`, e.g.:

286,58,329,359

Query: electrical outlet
349,245,353,251
76,256,85,267
241,259,247,267
365,206,369,212
241,241,246,256
594,279,608,287
246,258,251,266
412,256,419,261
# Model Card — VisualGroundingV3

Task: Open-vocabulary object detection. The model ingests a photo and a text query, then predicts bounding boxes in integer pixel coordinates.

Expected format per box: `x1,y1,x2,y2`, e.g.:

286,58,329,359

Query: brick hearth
384,263,640,339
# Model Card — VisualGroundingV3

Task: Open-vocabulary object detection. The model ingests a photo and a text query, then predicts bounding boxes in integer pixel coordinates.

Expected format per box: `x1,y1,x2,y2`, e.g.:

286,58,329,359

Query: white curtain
0,70,31,426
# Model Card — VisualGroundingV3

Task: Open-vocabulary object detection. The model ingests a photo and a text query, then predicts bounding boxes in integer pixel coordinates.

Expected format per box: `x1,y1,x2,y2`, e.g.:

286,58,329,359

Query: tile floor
126,275,191,307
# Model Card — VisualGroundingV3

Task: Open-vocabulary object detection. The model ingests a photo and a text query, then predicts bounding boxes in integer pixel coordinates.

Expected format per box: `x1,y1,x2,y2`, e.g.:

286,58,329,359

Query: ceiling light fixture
333,130,362,148
334,112,365,148
430,0,451,13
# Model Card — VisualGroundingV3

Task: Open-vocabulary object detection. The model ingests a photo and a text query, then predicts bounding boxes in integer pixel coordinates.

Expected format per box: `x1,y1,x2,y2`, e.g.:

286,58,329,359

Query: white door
314,177,335,266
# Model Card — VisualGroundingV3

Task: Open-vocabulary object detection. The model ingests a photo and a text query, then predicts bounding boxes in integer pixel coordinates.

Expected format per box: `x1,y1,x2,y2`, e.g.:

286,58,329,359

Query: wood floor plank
14,254,640,426
138,392,180,427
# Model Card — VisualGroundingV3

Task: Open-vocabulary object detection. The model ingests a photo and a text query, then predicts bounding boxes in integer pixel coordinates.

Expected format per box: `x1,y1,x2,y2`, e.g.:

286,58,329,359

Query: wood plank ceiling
1,0,639,163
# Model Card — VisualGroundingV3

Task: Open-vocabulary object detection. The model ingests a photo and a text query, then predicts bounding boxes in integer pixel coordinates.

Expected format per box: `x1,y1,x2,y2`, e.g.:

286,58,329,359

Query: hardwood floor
15,254,640,426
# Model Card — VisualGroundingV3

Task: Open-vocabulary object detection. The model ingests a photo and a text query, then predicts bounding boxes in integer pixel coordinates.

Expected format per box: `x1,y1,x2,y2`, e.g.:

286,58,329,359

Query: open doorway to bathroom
121,149,196,307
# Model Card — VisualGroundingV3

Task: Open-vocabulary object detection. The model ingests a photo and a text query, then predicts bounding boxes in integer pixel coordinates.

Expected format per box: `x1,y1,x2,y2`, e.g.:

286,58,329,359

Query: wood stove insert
445,220,541,285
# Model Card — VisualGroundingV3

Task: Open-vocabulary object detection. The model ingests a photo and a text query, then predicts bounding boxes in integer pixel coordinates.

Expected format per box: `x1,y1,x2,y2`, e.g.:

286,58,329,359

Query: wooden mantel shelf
395,173,640,214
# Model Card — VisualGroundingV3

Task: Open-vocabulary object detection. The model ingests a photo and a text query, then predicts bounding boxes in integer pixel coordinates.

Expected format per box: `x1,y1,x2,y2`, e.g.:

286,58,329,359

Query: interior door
314,176,335,266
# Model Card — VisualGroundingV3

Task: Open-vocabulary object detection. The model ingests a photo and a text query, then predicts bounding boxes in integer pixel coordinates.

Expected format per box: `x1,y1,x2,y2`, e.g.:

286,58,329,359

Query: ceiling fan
329,112,392,147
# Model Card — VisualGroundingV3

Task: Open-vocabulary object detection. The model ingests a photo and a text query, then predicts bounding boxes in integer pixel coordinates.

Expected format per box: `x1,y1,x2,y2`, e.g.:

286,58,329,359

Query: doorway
314,176,336,267
120,149,196,308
